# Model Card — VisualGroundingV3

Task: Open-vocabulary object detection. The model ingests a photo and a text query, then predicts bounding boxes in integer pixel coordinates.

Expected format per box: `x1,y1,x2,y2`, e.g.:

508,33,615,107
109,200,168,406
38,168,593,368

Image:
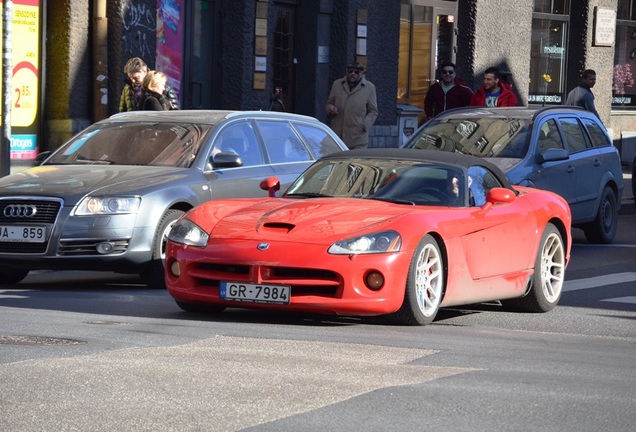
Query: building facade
38,0,636,163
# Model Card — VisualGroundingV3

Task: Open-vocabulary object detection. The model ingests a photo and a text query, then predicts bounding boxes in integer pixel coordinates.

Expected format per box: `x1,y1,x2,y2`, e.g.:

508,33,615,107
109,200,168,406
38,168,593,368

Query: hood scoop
259,221,295,234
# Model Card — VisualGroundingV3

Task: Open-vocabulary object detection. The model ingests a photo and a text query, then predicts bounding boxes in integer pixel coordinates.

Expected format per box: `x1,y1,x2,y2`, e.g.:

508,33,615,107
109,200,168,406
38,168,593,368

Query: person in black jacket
139,70,171,111
424,62,473,119
119,57,179,111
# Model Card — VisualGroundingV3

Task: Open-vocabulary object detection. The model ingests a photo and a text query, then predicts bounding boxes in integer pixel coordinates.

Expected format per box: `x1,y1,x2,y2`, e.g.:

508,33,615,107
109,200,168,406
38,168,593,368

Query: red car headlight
328,230,401,255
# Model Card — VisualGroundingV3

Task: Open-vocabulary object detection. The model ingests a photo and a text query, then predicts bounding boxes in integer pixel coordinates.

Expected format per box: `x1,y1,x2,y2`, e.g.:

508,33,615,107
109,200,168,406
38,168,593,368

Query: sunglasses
347,68,362,75
441,70,455,75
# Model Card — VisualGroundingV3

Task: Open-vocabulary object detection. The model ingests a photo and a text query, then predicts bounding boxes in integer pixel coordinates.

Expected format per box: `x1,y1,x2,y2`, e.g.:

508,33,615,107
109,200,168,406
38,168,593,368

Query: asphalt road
0,207,634,432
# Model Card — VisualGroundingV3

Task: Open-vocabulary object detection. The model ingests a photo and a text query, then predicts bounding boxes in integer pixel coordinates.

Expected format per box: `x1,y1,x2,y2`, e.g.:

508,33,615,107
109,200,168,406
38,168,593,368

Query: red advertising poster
0,0,43,160
156,0,183,99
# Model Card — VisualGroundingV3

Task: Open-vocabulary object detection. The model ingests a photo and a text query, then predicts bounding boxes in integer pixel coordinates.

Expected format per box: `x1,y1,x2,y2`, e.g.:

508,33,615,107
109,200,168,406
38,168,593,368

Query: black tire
0,267,29,284
175,300,226,314
140,209,185,288
502,223,565,313
582,186,618,244
392,235,445,326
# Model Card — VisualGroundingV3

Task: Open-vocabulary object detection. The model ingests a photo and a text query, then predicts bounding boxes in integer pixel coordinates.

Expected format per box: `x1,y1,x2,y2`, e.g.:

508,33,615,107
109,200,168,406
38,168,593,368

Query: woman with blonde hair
138,70,171,111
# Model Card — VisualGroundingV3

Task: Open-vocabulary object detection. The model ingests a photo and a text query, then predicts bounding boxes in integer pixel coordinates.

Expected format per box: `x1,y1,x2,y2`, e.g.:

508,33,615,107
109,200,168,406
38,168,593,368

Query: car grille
0,198,62,254
58,239,130,256
191,263,341,297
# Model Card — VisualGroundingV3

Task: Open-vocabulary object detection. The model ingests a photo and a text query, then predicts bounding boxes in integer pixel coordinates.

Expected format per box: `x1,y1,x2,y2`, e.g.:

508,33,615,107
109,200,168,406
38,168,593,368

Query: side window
214,121,264,167
257,120,311,164
467,165,503,207
582,119,611,148
294,123,343,158
537,119,564,153
558,117,591,154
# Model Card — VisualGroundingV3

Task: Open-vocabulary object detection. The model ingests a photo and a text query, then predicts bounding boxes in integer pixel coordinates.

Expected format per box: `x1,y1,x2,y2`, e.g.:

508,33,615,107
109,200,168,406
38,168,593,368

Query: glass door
183,0,221,108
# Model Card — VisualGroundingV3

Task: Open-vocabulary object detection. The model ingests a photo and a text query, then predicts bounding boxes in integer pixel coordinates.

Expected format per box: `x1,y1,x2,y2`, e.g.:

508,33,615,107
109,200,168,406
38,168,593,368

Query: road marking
563,272,636,292
0,290,31,299
601,296,636,304
574,244,636,248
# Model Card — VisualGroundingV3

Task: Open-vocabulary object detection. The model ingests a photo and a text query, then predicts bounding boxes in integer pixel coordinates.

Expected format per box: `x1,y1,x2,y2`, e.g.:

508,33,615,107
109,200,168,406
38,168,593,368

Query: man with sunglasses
326,61,378,149
424,62,473,119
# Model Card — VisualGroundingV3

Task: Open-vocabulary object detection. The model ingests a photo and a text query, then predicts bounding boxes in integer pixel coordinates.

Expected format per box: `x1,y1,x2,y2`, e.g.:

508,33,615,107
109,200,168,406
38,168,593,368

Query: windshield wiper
368,197,415,205
285,192,332,198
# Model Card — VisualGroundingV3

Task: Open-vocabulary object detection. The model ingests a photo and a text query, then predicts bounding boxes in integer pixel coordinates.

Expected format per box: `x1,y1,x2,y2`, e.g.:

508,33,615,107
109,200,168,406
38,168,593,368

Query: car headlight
168,219,209,247
328,230,401,255
75,196,141,215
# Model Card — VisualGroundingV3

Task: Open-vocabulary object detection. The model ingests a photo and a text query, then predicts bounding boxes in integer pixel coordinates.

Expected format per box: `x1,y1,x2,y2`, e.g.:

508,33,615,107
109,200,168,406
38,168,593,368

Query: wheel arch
423,230,449,301
547,217,570,264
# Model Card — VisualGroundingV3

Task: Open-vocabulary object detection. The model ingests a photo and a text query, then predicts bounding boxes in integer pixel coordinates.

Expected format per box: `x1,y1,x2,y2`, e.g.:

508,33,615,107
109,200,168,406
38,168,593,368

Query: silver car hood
0,165,191,204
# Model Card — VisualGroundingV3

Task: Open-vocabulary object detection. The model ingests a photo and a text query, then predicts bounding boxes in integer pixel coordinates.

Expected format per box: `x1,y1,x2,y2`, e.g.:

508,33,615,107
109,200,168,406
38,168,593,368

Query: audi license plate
220,281,290,305
0,225,47,243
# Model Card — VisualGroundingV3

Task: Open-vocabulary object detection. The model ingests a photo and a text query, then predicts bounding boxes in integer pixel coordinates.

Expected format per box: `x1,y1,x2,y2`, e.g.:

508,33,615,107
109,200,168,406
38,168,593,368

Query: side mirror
259,176,281,197
538,148,568,164
481,187,516,211
210,152,243,169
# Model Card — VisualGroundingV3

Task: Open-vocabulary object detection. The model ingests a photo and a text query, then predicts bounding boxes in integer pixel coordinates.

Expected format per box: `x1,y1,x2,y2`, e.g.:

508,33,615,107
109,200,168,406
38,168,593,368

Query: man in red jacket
470,66,518,107
424,62,473,119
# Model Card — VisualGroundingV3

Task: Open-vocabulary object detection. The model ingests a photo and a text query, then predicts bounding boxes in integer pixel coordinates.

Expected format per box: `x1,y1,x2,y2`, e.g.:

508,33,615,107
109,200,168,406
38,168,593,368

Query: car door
203,120,276,199
463,166,538,279
557,116,599,220
528,118,577,207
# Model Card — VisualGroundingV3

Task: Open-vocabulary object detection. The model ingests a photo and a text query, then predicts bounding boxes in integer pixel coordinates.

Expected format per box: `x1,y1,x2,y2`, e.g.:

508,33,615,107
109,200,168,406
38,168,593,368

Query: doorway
183,0,222,108
398,1,458,124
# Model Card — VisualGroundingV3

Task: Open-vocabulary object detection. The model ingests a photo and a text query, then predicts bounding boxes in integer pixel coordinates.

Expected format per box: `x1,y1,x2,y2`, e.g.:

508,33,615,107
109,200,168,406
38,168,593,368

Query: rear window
582,118,611,147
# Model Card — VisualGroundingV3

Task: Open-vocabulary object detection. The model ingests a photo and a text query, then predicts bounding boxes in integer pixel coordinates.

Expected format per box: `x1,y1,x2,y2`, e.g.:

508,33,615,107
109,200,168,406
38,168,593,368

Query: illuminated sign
0,0,42,160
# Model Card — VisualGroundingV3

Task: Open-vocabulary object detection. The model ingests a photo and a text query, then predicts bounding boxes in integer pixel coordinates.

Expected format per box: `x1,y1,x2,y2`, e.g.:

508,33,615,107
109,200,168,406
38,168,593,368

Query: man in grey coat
566,69,600,119
326,61,379,149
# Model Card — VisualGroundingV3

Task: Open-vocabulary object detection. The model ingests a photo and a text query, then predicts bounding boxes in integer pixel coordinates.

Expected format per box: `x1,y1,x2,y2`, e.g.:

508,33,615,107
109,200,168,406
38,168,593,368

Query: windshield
45,122,212,168
286,158,466,207
406,117,531,158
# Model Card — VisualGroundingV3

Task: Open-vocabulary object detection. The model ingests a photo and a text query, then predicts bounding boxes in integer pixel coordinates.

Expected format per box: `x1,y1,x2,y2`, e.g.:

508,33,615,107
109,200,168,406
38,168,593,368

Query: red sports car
165,149,572,325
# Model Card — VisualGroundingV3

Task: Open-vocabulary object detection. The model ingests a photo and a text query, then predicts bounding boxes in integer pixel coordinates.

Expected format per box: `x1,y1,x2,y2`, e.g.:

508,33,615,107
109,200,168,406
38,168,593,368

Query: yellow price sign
0,0,41,128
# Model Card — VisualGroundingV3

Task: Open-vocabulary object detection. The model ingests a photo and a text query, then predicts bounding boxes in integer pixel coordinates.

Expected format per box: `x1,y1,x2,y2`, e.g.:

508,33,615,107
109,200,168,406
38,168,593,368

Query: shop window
534,0,569,14
397,4,433,112
398,1,457,124
529,12,569,105
613,0,636,108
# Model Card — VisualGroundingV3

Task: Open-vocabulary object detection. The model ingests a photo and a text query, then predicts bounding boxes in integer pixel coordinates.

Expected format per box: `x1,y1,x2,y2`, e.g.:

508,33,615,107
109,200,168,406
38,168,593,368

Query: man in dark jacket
470,66,518,107
566,69,600,119
424,62,473,119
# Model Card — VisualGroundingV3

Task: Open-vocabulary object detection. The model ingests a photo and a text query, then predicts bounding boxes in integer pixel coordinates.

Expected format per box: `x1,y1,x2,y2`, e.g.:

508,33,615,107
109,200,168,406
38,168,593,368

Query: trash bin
397,104,423,146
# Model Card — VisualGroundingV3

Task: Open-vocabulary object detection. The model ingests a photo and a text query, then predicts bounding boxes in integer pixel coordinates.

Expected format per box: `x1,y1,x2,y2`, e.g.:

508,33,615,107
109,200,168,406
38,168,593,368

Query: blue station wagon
403,106,624,244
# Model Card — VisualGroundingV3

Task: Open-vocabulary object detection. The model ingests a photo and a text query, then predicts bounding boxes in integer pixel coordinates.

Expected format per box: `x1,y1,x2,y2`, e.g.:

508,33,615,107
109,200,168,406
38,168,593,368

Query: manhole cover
0,335,86,345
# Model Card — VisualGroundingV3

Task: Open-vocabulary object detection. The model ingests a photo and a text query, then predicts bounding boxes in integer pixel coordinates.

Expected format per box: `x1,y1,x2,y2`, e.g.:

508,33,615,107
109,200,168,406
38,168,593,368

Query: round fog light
170,261,181,277
96,242,114,254
365,271,384,290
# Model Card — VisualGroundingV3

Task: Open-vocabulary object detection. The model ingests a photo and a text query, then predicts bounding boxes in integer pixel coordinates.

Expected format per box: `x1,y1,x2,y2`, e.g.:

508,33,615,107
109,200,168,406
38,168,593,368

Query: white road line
574,244,636,248
601,296,636,304
564,272,636,292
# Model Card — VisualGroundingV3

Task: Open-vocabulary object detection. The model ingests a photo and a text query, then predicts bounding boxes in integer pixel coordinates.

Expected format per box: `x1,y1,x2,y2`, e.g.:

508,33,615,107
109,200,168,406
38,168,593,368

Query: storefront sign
593,7,616,47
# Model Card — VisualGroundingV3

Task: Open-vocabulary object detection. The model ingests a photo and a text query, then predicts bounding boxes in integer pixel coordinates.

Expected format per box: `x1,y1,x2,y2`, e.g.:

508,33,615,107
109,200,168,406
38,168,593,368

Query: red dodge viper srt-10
165,149,572,325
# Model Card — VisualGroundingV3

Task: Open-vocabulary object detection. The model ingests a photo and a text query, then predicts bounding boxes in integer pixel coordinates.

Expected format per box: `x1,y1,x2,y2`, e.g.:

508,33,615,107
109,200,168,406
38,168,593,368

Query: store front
398,0,458,125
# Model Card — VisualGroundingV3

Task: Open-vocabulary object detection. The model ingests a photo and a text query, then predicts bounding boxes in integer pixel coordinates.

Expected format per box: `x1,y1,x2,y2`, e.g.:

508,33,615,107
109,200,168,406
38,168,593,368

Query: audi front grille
0,197,63,254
